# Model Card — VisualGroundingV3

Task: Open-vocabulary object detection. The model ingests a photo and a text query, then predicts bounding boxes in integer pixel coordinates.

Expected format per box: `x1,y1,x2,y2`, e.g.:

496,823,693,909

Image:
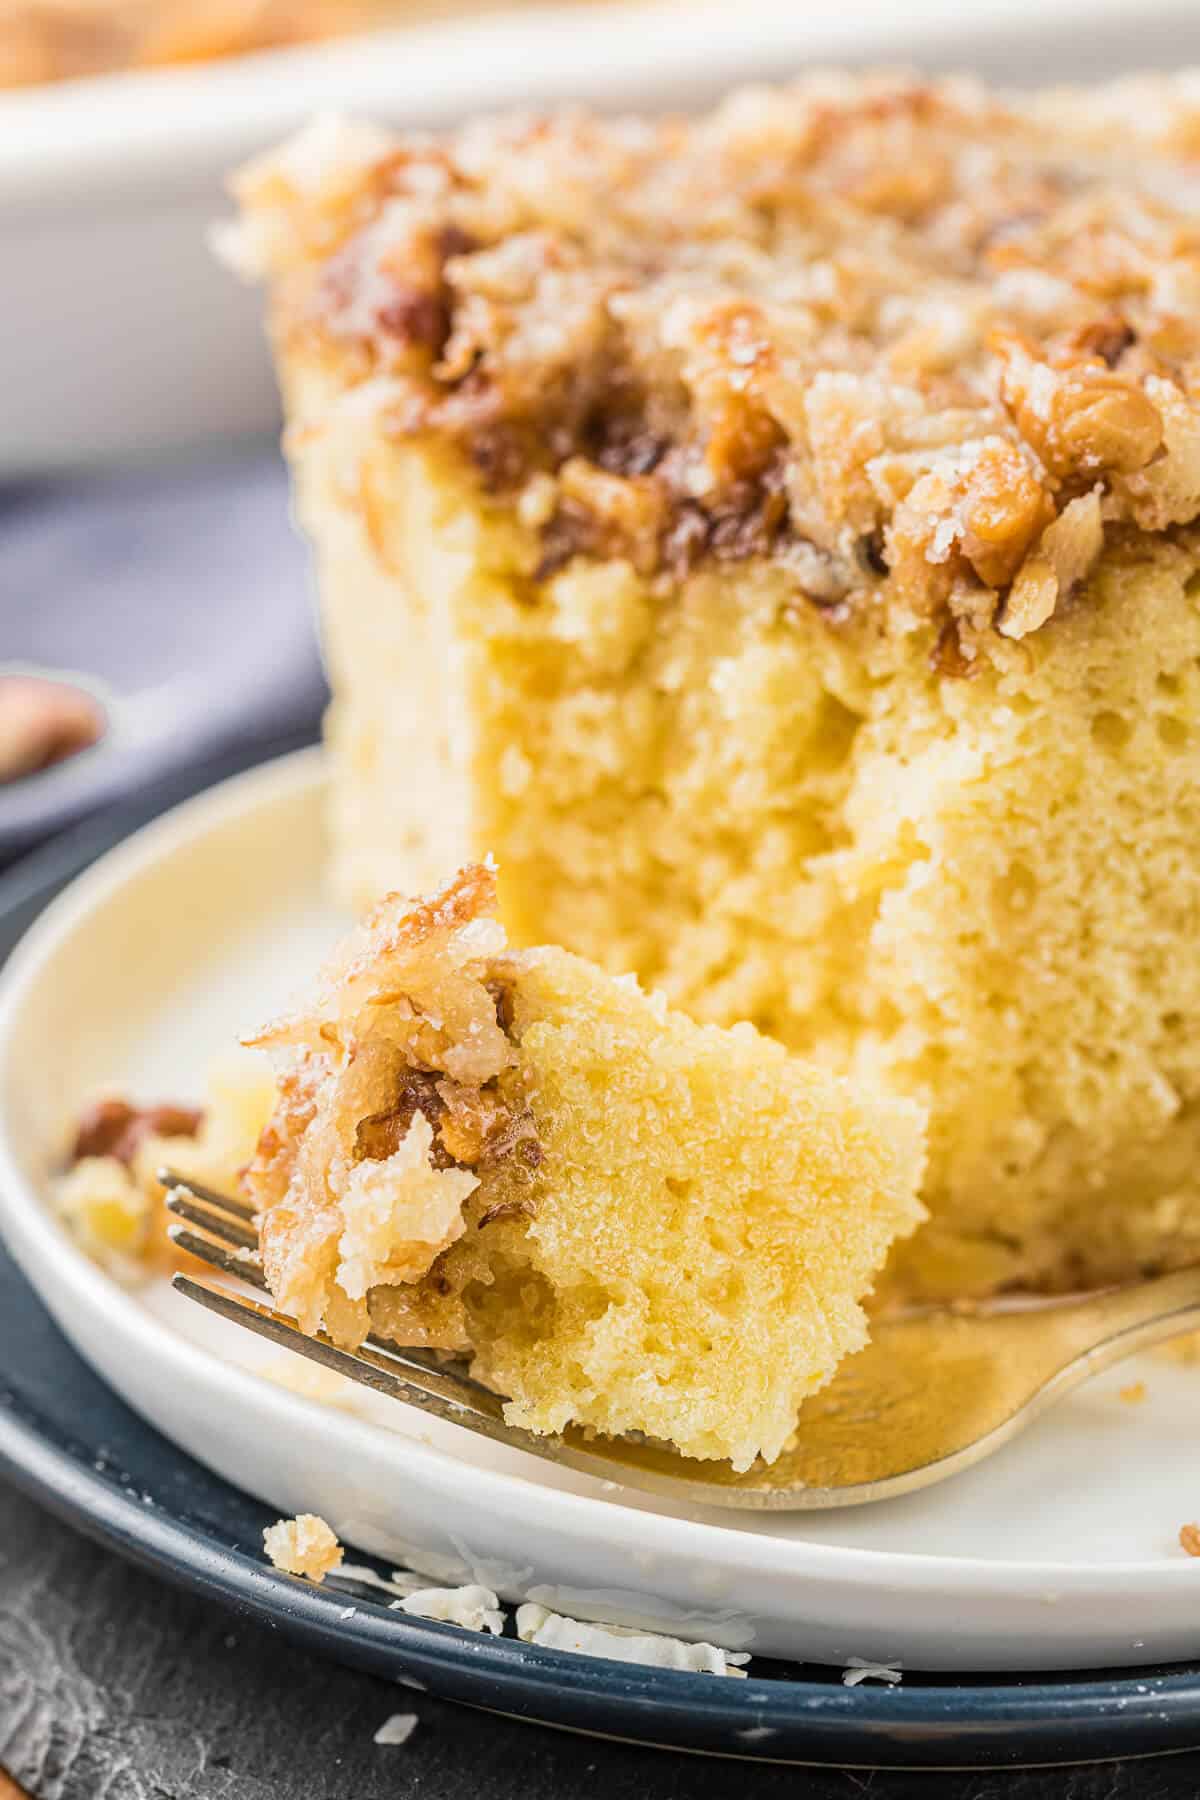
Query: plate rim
1,744,1199,1638
5,1337,1200,1772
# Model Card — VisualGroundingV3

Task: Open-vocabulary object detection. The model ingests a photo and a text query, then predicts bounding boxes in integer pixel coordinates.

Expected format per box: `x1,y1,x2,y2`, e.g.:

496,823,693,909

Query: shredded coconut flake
515,1604,749,1676
373,1711,419,1746
842,1656,903,1687
395,1583,505,1635
334,1563,427,1600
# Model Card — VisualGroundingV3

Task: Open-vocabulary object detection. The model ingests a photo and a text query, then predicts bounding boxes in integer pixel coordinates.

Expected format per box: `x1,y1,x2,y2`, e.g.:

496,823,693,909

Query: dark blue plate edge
3,767,1200,1768
4,1386,1200,1771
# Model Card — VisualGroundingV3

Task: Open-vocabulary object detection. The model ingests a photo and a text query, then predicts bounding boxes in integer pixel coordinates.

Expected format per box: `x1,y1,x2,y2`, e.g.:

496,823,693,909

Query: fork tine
167,1223,267,1289
157,1168,257,1222
162,1190,259,1252
161,1179,511,1398
171,1275,509,1427
170,1271,822,1507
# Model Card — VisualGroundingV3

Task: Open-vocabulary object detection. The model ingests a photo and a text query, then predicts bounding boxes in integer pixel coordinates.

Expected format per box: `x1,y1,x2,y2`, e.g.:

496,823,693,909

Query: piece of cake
226,74,1200,1301
243,864,925,1469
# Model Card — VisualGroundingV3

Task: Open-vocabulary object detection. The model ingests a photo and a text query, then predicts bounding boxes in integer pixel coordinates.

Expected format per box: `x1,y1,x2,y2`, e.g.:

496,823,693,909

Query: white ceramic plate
1,747,1198,1671
3,0,1198,474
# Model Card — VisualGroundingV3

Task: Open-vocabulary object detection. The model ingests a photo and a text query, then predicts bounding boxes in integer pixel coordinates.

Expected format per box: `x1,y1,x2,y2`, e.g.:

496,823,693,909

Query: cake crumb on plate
262,1512,344,1582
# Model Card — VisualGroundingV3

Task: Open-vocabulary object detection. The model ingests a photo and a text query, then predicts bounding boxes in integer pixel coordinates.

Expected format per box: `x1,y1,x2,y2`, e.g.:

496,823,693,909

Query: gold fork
161,1168,1200,1513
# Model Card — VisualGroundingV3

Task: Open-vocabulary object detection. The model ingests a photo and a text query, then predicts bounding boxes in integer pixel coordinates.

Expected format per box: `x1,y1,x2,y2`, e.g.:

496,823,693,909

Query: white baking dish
1,0,1196,474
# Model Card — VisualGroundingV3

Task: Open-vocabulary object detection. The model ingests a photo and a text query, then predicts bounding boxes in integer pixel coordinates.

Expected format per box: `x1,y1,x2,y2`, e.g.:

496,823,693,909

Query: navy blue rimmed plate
3,761,1200,1770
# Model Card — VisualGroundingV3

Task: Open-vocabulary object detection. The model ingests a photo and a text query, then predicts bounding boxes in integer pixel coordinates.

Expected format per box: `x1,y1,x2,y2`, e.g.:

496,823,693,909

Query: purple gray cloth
0,447,328,859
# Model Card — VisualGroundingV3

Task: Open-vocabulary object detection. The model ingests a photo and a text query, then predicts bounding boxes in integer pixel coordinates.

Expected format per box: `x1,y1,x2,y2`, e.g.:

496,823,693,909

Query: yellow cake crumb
263,1512,344,1581
1118,1381,1148,1406
53,1155,150,1269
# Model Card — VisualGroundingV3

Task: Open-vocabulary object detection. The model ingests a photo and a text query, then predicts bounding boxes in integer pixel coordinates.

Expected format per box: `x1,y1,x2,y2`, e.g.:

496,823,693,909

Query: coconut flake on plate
516,1603,750,1676
394,1584,505,1635
842,1656,903,1687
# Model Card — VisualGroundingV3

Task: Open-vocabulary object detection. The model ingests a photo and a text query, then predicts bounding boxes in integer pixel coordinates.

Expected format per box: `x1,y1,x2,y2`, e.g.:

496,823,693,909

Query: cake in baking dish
226,72,1200,1300
243,863,925,1469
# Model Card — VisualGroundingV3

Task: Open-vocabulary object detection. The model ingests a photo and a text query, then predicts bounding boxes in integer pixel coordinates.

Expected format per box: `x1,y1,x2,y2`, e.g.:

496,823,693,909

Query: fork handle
1031,1262,1200,1371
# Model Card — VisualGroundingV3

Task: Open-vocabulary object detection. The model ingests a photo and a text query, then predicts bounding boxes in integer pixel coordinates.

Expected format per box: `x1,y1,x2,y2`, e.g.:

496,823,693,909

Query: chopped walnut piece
994,332,1164,481
356,1071,451,1167
958,441,1054,593
556,457,667,576
1054,378,1163,477
998,488,1104,640
72,1096,203,1168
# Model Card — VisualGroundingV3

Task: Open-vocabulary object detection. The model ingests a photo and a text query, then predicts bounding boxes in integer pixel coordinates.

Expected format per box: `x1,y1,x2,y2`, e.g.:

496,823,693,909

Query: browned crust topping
348,859,499,982
241,864,541,1344
245,863,527,1194
233,74,1200,655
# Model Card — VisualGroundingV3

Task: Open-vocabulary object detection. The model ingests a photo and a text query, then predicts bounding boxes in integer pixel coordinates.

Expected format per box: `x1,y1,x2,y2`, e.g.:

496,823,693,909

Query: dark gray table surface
2,457,1198,1800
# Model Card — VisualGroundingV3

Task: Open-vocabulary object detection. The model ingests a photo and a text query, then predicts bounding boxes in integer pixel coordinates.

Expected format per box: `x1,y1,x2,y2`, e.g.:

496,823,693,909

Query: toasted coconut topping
244,863,539,1342
230,74,1200,649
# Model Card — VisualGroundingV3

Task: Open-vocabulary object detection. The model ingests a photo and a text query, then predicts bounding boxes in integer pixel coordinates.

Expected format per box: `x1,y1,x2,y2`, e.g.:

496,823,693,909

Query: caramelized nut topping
245,866,544,1342
234,74,1200,652
356,1071,452,1167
